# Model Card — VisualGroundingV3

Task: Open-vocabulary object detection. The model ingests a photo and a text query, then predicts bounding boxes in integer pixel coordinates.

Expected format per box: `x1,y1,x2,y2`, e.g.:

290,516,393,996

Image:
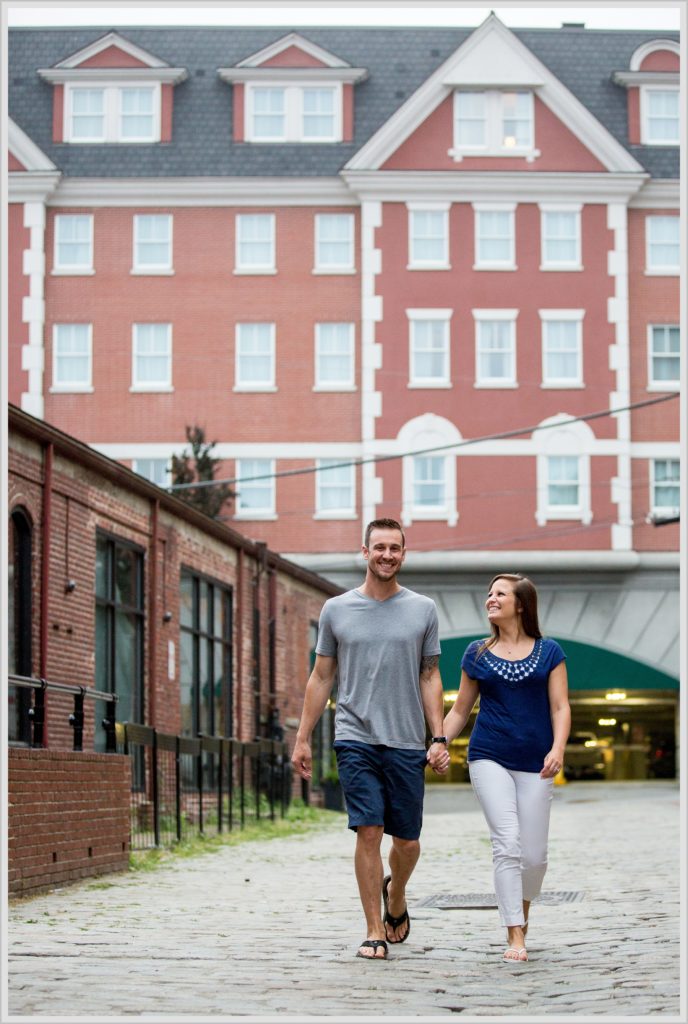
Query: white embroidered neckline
482,638,544,684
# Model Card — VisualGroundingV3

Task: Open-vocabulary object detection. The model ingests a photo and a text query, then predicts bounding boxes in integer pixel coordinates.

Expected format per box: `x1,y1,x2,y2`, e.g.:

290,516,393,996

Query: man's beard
368,561,401,582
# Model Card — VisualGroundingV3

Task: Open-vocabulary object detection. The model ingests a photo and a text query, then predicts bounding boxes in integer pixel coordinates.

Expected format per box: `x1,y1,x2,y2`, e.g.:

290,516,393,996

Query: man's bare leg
354,825,387,958
384,836,420,942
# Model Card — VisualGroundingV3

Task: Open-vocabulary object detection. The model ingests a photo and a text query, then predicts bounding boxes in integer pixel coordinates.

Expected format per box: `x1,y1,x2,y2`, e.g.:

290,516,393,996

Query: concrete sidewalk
7,781,683,1021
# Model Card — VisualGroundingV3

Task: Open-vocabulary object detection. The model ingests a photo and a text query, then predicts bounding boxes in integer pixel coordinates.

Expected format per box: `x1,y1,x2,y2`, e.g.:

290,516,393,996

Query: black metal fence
8,674,294,852
8,673,117,750
119,723,293,851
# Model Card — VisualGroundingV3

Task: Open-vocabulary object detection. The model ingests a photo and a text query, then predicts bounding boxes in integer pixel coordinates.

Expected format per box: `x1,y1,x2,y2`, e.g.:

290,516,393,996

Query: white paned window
413,455,447,513
247,84,340,142
540,311,584,387
235,459,275,517
133,214,172,272
303,88,336,139
474,312,517,387
547,455,580,508
454,91,486,147
235,214,275,273
65,84,160,143
648,325,680,388
642,88,679,145
646,216,679,273
316,459,355,516
453,90,535,156
52,324,92,390
314,323,355,389
132,324,172,390
120,87,155,140
133,458,169,486
408,206,449,268
235,323,275,390
652,459,680,515
314,213,354,272
474,205,515,268
69,88,105,140
54,215,93,273
540,207,581,269
407,311,451,387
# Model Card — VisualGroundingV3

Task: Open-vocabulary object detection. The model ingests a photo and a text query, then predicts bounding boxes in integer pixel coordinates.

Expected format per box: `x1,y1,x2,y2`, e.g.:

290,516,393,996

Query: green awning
439,635,678,692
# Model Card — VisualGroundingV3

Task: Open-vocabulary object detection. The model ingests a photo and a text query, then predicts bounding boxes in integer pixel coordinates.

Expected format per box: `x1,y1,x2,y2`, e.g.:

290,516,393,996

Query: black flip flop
356,939,388,960
382,874,410,943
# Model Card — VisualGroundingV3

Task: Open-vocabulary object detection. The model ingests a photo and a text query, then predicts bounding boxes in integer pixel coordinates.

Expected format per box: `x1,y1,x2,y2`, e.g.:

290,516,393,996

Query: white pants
469,759,554,927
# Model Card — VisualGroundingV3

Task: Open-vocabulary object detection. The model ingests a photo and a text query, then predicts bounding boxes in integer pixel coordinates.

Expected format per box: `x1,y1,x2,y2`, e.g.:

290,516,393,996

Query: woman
442,573,570,963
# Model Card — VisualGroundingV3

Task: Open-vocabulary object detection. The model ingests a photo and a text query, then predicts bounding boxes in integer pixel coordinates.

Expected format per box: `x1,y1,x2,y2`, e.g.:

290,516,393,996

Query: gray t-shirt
315,586,441,750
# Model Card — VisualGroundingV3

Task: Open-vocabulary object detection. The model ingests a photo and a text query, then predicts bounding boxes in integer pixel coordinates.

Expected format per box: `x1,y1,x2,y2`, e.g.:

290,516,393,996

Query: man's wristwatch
432,736,448,744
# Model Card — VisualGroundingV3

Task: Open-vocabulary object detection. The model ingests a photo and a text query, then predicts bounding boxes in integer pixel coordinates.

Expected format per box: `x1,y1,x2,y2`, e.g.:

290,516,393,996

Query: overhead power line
167,391,679,492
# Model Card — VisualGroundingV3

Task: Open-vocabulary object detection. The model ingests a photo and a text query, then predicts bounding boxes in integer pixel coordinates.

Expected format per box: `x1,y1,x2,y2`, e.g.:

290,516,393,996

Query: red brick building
7,16,681,758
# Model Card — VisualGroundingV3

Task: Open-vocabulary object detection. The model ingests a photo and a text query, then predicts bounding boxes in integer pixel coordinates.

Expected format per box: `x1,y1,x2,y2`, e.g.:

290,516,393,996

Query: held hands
541,747,564,779
291,739,313,780
427,741,450,775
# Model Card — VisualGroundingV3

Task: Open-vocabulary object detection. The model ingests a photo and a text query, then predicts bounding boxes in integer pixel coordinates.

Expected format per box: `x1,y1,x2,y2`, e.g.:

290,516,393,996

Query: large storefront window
95,533,144,752
8,508,33,744
179,571,233,740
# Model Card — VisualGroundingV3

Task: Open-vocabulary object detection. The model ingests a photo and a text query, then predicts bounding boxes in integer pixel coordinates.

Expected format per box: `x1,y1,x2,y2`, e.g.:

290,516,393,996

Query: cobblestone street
6,780,683,1021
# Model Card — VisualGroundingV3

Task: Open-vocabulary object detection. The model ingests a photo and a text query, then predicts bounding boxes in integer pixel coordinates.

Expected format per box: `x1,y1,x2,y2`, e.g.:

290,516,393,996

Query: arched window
8,507,33,744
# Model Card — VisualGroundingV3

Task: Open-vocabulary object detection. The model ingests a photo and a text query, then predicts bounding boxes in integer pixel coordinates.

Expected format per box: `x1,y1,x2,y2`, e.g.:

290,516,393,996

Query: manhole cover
417,890,584,909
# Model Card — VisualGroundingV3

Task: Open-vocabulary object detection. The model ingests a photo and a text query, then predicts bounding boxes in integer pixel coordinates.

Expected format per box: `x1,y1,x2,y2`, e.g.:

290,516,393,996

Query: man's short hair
364,518,406,549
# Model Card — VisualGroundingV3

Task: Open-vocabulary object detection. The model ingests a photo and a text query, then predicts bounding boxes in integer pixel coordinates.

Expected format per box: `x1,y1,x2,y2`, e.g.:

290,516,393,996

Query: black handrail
8,673,118,752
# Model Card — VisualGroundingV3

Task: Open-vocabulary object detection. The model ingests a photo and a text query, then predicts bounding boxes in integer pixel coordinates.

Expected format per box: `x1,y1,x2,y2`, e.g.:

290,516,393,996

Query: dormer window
38,31,187,145
612,39,680,147
642,88,679,145
247,83,340,142
452,90,536,159
219,32,367,145
66,83,159,143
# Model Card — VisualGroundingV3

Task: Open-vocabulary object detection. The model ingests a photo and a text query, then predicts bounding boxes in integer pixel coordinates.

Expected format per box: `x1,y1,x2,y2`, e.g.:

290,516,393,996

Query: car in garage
563,731,607,780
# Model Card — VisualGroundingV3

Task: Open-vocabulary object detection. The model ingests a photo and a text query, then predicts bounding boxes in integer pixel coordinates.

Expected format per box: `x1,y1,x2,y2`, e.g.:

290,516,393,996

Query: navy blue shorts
333,741,428,840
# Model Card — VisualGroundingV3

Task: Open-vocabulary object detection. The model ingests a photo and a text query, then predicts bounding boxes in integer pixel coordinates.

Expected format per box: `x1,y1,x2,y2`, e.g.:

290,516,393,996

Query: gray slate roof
8,25,679,179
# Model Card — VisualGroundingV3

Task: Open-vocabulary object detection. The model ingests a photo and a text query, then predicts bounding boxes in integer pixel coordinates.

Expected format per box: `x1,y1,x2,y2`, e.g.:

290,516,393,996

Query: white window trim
53,213,94,275
534,416,594,526
130,323,173,392
314,458,357,519
473,308,518,388
539,309,585,388
245,82,342,143
234,213,276,275
234,322,277,392
313,322,356,391
450,90,539,162
234,458,277,519
647,323,680,392
132,458,171,487
640,85,680,147
650,458,680,516
645,215,680,276
64,82,161,144
406,308,452,388
398,414,460,528
406,202,451,270
50,323,93,392
131,213,173,275
473,203,516,270
539,204,582,271
313,212,355,273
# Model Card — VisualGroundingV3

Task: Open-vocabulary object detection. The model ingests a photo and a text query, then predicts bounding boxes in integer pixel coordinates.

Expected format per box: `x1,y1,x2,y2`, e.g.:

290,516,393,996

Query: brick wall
8,748,131,899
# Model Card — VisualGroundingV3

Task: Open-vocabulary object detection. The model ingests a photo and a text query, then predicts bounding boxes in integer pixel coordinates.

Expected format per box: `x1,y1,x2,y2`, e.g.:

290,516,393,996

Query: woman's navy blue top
462,637,566,773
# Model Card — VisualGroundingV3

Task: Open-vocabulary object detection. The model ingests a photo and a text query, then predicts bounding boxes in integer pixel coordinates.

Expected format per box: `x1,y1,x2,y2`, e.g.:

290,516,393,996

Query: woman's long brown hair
476,573,542,657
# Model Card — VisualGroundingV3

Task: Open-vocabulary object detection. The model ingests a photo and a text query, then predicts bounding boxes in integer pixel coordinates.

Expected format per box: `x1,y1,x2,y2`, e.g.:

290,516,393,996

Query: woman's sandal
503,946,528,962
356,939,388,960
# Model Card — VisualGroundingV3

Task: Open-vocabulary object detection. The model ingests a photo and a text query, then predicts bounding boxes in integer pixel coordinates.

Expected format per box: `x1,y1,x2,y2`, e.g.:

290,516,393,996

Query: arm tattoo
420,655,439,680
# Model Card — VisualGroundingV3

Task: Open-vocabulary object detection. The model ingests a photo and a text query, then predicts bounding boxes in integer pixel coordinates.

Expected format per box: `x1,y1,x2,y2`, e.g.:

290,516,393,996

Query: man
291,518,449,961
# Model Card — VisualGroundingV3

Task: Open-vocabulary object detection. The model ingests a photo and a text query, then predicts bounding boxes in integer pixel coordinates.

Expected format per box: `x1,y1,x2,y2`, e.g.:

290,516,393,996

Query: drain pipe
39,441,53,746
